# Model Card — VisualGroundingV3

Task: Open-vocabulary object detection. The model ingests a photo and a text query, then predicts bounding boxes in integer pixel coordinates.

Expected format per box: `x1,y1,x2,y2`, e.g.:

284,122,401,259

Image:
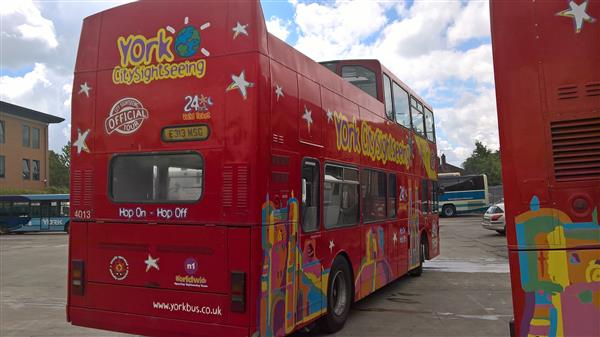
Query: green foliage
49,142,71,189
0,186,69,195
462,141,502,185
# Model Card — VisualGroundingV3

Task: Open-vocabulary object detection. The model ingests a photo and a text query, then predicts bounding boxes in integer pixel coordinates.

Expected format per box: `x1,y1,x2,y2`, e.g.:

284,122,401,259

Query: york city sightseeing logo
105,98,149,135
109,255,129,281
112,17,211,85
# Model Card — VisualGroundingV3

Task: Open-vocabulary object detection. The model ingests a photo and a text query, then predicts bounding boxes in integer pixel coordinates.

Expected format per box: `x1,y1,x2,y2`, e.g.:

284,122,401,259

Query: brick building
0,101,65,191
437,154,465,175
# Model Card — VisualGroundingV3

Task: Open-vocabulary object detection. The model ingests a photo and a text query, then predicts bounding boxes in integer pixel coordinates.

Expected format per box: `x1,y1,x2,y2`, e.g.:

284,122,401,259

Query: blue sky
0,0,499,166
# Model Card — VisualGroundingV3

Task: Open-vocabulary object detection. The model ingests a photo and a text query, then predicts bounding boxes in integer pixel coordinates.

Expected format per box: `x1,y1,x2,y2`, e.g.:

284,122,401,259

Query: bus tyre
442,205,456,217
64,222,70,234
411,238,427,277
320,257,352,334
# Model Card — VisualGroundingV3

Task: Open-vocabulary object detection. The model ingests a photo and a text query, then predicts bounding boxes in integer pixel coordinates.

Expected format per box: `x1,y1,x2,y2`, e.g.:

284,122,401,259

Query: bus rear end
68,1,269,336
491,1,599,336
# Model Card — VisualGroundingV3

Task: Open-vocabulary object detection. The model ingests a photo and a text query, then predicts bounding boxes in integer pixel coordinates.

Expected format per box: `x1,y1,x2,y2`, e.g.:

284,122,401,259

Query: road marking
424,258,509,273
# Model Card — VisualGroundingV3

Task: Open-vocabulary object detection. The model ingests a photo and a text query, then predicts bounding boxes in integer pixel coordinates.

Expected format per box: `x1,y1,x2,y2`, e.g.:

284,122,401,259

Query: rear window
110,152,203,203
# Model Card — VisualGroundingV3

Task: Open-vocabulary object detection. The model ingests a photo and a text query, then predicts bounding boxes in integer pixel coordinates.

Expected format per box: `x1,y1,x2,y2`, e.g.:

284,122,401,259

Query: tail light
71,260,85,295
230,271,246,313
491,214,502,221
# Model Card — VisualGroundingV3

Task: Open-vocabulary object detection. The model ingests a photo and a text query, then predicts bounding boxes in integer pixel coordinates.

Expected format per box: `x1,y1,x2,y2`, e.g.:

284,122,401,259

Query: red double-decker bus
67,1,439,336
491,1,599,336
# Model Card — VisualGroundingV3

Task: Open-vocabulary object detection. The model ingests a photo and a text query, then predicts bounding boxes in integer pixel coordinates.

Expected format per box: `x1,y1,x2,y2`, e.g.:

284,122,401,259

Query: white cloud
435,87,498,165
293,0,390,60
266,16,291,41
0,63,72,150
0,0,58,48
447,0,491,47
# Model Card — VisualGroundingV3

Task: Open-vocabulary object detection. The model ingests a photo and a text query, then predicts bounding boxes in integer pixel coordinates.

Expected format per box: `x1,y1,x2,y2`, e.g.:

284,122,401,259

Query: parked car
482,202,505,235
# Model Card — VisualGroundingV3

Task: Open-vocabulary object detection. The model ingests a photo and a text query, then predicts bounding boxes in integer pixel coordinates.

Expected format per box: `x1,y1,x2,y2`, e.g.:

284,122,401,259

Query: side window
324,165,359,228
425,108,435,142
393,82,410,127
301,159,320,233
30,202,41,217
32,128,40,149
421,179,430,213
320,61,338,74
432,181,439,214
342,65,377,98
383,74,394,121
362,170,387,222
388,174,397,218
22,125,30,147
411,97,425,136
0,120,5,144
22,159,30,180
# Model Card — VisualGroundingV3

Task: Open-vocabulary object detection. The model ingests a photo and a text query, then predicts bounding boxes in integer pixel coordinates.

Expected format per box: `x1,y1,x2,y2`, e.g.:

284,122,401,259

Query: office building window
0,120,5,143
32,128,40,149
0,156,5,178
22,159,30,180
32,160,40,180
23,125,30,147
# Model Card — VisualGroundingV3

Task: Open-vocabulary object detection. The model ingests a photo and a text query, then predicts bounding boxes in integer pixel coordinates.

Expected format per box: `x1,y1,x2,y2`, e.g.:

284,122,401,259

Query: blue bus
0,194,70,233
438,174,489,217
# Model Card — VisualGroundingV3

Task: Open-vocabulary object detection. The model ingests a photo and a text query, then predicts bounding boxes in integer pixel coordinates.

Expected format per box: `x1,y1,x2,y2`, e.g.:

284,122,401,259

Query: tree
462,141,502,186
49,142,71,188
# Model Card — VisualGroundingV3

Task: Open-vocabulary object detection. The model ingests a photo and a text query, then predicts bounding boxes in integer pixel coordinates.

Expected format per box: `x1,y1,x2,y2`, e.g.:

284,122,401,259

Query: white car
482,202,505,235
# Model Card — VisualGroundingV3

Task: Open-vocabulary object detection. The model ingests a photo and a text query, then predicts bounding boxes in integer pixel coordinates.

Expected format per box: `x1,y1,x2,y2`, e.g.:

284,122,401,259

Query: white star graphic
302,106,313,132
329,239,335,253
232,21,249,39
78,82,91,98
393,232,398,245
73,128,90,155
145,254,160,272
557,0,596,33
326,109,334,123
226,70,254,100
275,84,284,101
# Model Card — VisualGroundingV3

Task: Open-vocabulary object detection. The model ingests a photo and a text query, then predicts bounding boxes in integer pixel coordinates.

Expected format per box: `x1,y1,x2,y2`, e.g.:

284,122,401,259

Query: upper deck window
320,61,338,74
425,107,435,142
410,97,425,136
110,152,203,203
393,82,410,128
342,65,377,98
383,74,394,121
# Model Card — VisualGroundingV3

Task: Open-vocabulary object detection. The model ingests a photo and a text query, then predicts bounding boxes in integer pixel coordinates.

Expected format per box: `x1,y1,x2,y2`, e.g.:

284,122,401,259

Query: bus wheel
411,237,427,277
320,257,352,333
64,223,70,234
442,205,456,217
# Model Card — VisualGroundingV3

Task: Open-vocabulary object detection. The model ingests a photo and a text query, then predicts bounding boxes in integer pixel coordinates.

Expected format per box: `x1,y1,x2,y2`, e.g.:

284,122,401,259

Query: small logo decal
184,257,198,275
109,256,129,280
105,97,149,135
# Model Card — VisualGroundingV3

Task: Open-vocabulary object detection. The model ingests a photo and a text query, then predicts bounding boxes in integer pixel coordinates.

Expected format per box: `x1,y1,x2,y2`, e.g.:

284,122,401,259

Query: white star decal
232,21,249,39
302,106,313,132
73,128,90,155
329,239,335,253
326,109,334,123
275,84,284,101
145,254,160,272
393,232,398,245
78,82,91,98
226,70,254,100
557,0,596,33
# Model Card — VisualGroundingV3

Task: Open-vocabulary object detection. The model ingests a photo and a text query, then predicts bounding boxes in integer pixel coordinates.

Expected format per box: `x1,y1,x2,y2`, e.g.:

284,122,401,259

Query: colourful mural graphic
407,179,420,269
259,194,328,337
516,196,600,337
354,226,393,299
112,18,210,85
413,136,437,180
332,111,412,168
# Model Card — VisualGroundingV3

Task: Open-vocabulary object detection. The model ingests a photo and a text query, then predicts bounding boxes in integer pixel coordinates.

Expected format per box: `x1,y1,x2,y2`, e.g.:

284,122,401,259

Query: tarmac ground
0,216,512,337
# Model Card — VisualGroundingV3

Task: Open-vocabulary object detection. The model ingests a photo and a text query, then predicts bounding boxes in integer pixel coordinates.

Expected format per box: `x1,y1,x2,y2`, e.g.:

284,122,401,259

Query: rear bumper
69,307,250,337
482,221,505,231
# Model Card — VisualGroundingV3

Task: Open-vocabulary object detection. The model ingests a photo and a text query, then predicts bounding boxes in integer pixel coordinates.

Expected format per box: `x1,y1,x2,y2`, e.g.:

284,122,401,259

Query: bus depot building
0,101,65,191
